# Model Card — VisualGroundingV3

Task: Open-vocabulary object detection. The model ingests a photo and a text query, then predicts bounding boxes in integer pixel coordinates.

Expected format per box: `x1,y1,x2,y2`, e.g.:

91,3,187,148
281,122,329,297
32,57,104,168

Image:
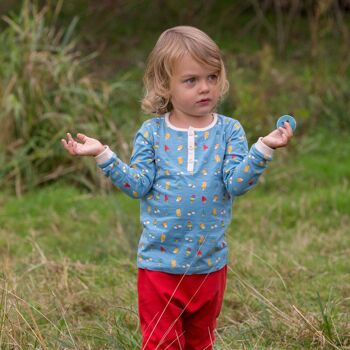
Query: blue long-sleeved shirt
95,113,273,274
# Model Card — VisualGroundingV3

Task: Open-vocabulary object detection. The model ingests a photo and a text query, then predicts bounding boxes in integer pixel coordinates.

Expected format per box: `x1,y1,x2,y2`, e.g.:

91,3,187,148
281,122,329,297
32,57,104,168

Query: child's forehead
172,54,218,75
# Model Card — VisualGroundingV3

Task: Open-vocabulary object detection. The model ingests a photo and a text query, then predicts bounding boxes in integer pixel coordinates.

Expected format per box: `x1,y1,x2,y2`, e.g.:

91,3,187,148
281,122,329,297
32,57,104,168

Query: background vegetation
0,1,349,349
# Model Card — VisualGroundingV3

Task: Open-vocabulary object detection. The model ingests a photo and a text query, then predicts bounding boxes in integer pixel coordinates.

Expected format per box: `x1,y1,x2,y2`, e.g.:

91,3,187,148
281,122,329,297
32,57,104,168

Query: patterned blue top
95,113,274,274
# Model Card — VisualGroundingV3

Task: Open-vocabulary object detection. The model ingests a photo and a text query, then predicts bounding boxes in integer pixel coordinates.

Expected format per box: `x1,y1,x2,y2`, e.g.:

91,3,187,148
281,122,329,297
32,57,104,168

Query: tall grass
0,1,349,196
0,1,140,195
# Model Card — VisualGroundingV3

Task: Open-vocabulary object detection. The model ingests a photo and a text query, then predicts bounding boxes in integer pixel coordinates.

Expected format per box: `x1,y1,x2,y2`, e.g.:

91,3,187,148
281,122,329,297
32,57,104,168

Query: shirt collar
164,112,218,131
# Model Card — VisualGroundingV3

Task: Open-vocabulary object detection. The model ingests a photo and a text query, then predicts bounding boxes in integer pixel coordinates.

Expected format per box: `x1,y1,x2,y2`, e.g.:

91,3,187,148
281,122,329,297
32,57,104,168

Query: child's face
169,54,220,120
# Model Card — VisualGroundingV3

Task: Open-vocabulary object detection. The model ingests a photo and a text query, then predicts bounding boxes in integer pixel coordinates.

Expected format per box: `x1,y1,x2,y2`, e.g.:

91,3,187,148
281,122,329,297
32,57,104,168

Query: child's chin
195,103,215,113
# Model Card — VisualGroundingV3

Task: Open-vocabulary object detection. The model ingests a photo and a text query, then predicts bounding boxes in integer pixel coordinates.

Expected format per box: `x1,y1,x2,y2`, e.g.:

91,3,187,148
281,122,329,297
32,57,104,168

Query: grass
0,1,349,195
0,1,142,194
0,130,349,349
0,1,349,348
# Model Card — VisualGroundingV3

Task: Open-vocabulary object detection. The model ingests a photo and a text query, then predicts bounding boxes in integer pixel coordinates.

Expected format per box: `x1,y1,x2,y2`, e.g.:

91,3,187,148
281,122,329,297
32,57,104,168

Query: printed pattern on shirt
98,114,272,274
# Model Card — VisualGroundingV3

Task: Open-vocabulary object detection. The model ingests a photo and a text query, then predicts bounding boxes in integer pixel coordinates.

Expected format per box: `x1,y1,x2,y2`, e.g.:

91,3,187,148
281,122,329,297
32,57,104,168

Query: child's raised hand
61,133,105,157
261,122,293,149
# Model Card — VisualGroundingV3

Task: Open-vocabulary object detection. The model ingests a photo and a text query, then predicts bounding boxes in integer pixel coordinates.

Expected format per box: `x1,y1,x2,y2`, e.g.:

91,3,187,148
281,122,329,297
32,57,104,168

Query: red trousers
137,265,227,350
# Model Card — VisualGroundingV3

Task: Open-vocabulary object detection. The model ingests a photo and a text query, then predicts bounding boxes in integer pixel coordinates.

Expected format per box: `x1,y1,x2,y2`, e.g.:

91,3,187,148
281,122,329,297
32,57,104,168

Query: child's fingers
67,132,75,143
72,140,79,154
64,132,86,155
61,138,71,152
61,138,76,155
283,121,293,137
278,127,285,136
76,133,87,142
279,127,291,145
284,124,293,140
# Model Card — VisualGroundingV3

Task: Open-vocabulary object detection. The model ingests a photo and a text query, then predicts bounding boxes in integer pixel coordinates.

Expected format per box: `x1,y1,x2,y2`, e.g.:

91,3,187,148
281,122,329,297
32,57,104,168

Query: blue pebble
276,115,296,132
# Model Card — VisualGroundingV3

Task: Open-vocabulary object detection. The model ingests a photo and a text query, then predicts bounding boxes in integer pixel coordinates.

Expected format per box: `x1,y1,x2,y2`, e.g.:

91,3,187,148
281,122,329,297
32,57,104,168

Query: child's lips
196,98,211,105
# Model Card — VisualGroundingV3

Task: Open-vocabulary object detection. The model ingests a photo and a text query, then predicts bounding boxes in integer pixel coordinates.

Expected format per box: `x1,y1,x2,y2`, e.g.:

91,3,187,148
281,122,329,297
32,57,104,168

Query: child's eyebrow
180,71,218,79
180,73,197,78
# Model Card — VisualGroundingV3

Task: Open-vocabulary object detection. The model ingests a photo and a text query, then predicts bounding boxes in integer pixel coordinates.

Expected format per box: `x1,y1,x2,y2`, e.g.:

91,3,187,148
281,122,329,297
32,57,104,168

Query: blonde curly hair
141,26,229,116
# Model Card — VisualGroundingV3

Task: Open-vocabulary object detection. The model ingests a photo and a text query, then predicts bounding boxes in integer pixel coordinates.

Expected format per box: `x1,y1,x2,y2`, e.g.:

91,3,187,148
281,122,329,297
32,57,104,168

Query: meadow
1,129,349,349
0,1,350,349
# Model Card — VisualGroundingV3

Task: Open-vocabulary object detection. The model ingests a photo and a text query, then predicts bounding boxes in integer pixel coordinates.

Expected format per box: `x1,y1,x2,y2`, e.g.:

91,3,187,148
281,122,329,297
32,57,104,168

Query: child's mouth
196,98,210,105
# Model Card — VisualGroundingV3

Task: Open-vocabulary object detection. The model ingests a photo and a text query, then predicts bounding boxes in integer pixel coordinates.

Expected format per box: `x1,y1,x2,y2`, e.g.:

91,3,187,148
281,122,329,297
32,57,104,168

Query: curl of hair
141,26,229,116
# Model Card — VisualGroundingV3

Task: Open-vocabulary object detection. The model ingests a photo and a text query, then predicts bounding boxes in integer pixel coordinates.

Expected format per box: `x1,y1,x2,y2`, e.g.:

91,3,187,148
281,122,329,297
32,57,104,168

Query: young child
61,26,293,350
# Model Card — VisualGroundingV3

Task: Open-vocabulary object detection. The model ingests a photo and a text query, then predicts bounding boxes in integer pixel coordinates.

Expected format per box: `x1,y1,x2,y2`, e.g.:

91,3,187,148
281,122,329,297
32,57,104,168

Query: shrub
0,0,138,195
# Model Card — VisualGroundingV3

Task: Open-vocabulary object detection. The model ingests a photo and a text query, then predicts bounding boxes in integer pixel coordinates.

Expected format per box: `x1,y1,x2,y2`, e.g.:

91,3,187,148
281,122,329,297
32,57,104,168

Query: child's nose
198,80,209,93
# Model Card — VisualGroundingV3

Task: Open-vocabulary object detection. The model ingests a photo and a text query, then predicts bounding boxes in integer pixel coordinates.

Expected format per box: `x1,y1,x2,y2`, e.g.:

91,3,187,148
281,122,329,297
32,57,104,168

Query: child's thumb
76,133,88,142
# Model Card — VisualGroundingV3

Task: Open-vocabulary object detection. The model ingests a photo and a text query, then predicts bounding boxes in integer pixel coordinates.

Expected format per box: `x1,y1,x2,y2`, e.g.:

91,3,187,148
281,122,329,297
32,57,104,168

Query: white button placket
187,127,195,172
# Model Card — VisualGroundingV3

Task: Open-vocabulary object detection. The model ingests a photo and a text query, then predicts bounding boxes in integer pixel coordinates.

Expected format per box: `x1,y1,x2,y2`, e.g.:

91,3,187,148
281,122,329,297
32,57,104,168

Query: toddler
61,26,293,350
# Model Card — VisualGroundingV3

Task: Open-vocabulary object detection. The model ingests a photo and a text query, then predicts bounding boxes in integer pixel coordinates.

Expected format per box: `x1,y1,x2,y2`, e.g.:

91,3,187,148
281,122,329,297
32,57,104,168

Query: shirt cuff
95,146,114,165
256,137,274,158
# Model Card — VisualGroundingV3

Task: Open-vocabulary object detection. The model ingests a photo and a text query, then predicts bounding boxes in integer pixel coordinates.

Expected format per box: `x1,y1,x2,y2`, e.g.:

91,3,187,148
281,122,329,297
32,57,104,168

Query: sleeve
95,121,156,199
222,119,274,197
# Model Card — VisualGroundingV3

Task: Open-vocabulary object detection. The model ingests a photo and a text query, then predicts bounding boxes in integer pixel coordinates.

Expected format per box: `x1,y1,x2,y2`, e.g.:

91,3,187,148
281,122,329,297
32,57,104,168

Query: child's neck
168,112,214,129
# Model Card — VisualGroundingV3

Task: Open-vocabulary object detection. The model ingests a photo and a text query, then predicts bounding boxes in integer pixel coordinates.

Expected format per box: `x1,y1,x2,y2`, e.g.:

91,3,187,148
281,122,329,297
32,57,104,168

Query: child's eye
208,74,218,81
184,77,196,84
